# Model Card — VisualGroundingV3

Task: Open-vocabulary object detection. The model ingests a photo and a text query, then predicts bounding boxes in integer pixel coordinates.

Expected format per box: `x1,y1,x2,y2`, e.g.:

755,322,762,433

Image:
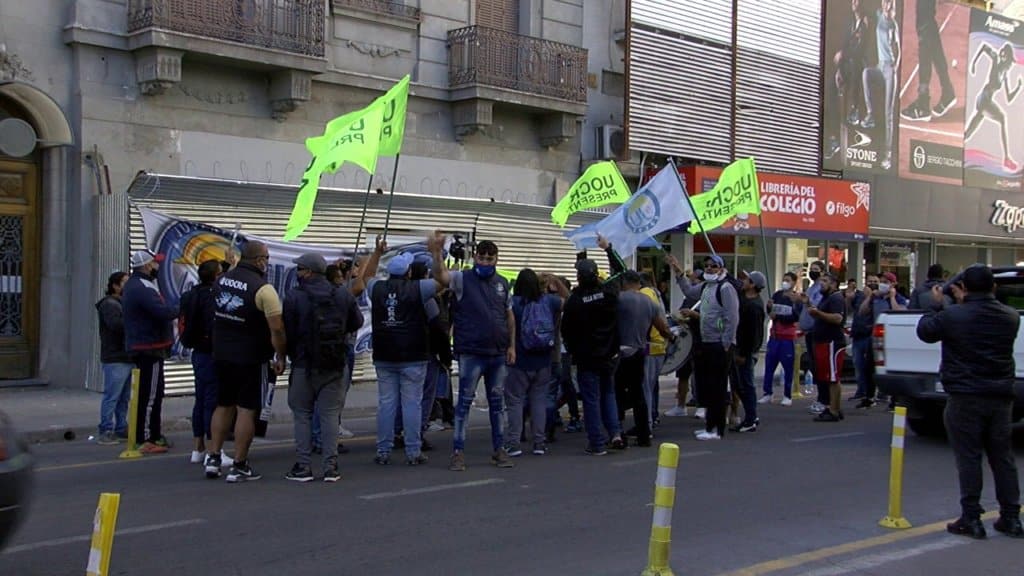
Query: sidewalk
0,381,382,444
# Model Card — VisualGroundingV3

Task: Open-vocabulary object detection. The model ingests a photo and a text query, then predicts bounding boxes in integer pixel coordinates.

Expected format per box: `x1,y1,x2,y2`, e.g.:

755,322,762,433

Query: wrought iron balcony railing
127,0,326,58
448,26,588,103
332,0,420,20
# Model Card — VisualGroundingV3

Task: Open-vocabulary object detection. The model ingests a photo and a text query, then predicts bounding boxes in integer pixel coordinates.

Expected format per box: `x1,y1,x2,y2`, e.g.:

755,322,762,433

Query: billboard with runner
963,8,1024,191
897,0,971,184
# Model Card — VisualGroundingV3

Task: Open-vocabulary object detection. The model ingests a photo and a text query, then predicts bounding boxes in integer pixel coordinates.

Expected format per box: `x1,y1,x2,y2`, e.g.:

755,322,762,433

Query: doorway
0,158,39,378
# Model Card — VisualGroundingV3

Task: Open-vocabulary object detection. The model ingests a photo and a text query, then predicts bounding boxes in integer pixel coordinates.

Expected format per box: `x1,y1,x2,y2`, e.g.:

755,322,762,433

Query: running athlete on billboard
825,0,873,161
861,0,901,170
965,42,1024,173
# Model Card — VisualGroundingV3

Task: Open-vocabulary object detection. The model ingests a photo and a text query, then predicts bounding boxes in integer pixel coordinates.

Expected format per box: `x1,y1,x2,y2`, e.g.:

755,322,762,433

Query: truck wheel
907,414,947,438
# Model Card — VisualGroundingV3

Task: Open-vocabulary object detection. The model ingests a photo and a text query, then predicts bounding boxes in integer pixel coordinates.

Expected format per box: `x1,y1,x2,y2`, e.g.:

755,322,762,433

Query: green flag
687,157,761,234
551,161,632,227
285,100,385,240
378,74,410,157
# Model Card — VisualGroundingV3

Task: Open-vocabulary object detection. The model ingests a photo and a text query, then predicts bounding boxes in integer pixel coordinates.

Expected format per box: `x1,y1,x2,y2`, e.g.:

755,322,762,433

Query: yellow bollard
119,369,142,459
791,340,804,399
86,492,121,576
879,406,912,529
641,443,680,576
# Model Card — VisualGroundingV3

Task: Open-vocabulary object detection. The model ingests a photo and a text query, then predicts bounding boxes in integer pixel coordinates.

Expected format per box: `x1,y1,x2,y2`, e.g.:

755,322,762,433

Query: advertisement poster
823,0,903,174
963,9,1024,191
898,0,971,184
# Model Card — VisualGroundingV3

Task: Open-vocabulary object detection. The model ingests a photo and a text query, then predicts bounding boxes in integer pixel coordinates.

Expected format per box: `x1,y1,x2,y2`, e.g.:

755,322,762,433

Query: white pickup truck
873,267,1024,436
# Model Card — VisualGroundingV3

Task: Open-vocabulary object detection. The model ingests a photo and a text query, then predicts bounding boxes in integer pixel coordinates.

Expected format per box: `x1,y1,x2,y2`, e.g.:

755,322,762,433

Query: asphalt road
3,394,1023,576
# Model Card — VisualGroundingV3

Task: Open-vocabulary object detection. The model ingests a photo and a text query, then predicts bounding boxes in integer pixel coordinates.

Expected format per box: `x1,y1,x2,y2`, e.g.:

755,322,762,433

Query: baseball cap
745,270,767,290
292,252,327,274
880,272,898,284
575,259,599,276
387,252,415,276
707,255,725,268
130,250,165,268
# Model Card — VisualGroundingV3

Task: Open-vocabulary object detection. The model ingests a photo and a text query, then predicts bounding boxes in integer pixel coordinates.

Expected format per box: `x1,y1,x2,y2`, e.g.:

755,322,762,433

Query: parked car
0,409,33,551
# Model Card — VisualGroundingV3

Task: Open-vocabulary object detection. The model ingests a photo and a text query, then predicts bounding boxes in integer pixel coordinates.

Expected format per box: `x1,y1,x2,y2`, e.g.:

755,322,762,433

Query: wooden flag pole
382,153,402,243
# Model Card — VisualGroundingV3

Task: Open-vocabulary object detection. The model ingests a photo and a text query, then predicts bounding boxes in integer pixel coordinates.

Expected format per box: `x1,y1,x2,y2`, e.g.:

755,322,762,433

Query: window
476,0,519,32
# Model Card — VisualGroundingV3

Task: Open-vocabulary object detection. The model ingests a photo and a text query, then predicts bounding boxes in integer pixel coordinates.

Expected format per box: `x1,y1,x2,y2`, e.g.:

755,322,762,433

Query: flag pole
352,175,375,256
382,153,402,243
667,157,717,259
749,157,772,286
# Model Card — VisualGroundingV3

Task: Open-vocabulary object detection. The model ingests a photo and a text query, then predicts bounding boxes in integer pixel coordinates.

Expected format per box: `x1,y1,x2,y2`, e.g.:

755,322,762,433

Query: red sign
647,166,872,241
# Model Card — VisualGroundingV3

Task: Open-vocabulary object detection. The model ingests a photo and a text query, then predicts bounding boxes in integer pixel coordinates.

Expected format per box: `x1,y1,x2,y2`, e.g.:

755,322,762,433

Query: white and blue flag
591,165,694,255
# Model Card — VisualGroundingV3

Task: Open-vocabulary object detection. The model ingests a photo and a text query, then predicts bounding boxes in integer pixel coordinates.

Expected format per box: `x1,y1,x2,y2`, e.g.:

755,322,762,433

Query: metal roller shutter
630,0,733,44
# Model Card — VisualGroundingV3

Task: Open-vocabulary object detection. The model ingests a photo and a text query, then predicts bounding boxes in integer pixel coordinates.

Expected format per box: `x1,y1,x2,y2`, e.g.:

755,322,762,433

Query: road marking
1,519,206,555
899,5,959,100
790,432,864,443
359,478,505,501
899,124,962,138
716,511,998,576
610,451,712,467
797,537,966,576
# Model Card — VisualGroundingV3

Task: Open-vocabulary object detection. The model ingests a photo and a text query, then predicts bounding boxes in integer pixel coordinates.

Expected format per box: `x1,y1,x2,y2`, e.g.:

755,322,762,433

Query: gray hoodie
677,275,739,348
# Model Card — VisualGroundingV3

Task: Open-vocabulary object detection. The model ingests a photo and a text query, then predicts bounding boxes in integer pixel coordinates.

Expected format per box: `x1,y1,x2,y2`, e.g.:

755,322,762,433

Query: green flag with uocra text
378,74,410,157
551,161,631,227
687,157,761,234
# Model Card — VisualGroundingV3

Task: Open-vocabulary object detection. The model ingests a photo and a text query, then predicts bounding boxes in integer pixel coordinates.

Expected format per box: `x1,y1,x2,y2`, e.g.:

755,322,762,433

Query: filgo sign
990,200,1024,233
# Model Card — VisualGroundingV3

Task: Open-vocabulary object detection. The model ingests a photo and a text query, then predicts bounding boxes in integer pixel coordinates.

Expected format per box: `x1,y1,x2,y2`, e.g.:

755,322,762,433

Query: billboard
963,9,1024,190
897,0,971,184
823,0,904,175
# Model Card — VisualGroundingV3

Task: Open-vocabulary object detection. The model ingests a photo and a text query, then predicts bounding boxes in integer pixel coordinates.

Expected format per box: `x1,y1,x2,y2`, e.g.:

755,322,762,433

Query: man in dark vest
204,240,287,483
436,240,516,471
364,234,448,466
283,252,362,482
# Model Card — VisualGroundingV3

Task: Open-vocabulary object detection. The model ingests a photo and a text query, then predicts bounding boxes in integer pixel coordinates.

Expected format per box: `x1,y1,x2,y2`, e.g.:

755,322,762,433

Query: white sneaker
337,426,355,439
694,428,708,437
694,408,706,420
696,431,721,441
664,406,688,417
781,397,793,406
809,401,826,414
758,395,773,405
427,420,446,432
190,450,204,464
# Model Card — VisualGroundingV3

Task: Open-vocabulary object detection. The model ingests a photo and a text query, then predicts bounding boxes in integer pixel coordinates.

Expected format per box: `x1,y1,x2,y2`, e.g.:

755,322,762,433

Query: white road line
797,537,966,576
610,451,713,467
1,519,206,555
790,432,865,443
359,478,505,500
899,5,959,99
899,124,962,138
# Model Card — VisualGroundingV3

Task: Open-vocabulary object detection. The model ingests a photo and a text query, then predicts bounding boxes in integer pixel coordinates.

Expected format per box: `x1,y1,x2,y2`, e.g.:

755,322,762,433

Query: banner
378,74,410,157
963,9,1024,191
285,100,386,240
687,158,761,234
898,0,971,185
596,164,693,255
823,0,903,174
551,161,632,226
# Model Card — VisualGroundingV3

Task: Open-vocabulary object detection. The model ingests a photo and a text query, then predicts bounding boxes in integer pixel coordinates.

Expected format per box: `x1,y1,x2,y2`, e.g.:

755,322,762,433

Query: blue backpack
519,298,555,352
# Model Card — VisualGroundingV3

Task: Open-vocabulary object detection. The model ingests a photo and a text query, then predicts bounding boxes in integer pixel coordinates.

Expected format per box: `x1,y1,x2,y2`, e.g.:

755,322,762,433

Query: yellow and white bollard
641,443,680,576
879,406,912,529
86,492,121,576
119,369,142,459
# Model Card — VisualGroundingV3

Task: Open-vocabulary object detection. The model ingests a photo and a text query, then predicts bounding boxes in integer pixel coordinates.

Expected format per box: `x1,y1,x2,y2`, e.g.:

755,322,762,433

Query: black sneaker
856,398,877,410
947,517,987,539
814,409,842,422
323,464,341,483
736,421,759,433
285,463,314,483
610,436,628,450
407,454,429,466
374,453,391,465
900,103,931,122
584,446,608,456
203,453,222,479
226,460,261,483
932,95,957,119
994,516,1024,538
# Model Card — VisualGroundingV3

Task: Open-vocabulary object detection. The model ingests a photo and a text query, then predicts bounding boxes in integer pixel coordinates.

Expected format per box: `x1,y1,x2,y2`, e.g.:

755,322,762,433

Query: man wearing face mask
850,274,881,408
809,273,848,422
798,261,828,414
445,240,516,471
760,271,803,405
122,250,179,454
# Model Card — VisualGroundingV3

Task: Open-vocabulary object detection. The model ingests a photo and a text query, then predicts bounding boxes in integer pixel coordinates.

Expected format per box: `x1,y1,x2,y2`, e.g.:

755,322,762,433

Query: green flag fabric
378,74,410,157
687,157,761,234
285,100,385,240
551,161,632,227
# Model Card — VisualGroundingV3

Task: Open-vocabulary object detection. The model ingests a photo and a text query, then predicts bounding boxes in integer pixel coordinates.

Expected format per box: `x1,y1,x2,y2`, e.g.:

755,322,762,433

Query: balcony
331,0,420,23
447,26,588,146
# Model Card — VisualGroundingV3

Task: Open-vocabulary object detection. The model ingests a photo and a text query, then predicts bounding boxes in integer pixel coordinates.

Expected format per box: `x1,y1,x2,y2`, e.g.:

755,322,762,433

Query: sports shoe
204,453,222,479
856,398,877,410
190,450,204,464
337,426,355,439
664,406,688,417
859,115,876,130
221,453,235,467
140,442,168,455
492,449,514,468
808,401,826,415
505,445,524,457
565,419,583,433
323,464,341,483
947,517,986,539
814,409,842,422
285,463,314,483
95,432,120,446
758,395,773,405
406,454,429,466
731,421,758,433
374,453,391,465
932,95,957,119
694,408,706,420
694,428,707,437
781,397,793,406
153,436,172,448
226,460,261,483
901,103,931,122
449,451,466,471
610,436,627,450
994,516,1024,538
532,443,547,455
584,446,608,456
427,420,446,432
696,431,721,441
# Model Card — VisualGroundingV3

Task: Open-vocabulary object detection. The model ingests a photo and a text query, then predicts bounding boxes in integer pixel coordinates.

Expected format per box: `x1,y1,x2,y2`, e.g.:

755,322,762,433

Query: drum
660,321,693,375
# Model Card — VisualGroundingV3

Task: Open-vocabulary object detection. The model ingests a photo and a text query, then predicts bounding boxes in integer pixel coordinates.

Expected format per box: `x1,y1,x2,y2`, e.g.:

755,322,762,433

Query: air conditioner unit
596,124,626,160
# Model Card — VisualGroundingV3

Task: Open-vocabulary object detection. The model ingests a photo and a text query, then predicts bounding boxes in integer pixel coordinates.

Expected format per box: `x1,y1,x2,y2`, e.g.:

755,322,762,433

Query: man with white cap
122,249,179,454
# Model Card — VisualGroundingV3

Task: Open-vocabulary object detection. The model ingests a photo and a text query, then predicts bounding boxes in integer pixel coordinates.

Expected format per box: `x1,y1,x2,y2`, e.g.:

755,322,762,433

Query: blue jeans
396,357,444,435
99,362,133,435
191,352,218,440
453,354,507,453
852,336,874,398
577,366,620,451
762,339,795,398
375,361,428,458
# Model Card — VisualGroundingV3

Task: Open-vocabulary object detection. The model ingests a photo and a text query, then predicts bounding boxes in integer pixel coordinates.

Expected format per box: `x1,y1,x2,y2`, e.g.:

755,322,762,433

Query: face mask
809,270,821,281
781,281,792,290
474,264,496,279
703,272,719,282
878,283,891,295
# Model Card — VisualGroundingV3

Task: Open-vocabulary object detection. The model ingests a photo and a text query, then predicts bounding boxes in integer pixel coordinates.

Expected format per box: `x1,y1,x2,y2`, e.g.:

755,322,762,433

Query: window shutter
476,0,519,32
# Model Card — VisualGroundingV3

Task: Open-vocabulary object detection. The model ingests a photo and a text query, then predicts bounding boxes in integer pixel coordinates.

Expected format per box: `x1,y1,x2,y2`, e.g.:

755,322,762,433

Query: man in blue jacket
121,250,179,454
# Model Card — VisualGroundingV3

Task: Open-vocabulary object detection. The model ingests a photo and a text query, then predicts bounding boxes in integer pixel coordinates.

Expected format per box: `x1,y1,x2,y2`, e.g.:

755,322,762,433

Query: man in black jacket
95,271,133,445
908,263,945,312
917,264,1022,539
731,271,767,432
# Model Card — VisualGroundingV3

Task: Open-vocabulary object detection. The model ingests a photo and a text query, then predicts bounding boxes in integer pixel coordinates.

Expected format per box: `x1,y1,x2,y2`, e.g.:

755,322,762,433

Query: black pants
695,343,732,435
945,394,1021,520
915,0,954,106
615,352,650,441
134,355,165,444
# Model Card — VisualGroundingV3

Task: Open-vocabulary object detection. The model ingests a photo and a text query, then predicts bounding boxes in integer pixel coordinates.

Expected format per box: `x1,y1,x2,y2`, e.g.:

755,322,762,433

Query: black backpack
181,285,215,350
303,286,348,371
